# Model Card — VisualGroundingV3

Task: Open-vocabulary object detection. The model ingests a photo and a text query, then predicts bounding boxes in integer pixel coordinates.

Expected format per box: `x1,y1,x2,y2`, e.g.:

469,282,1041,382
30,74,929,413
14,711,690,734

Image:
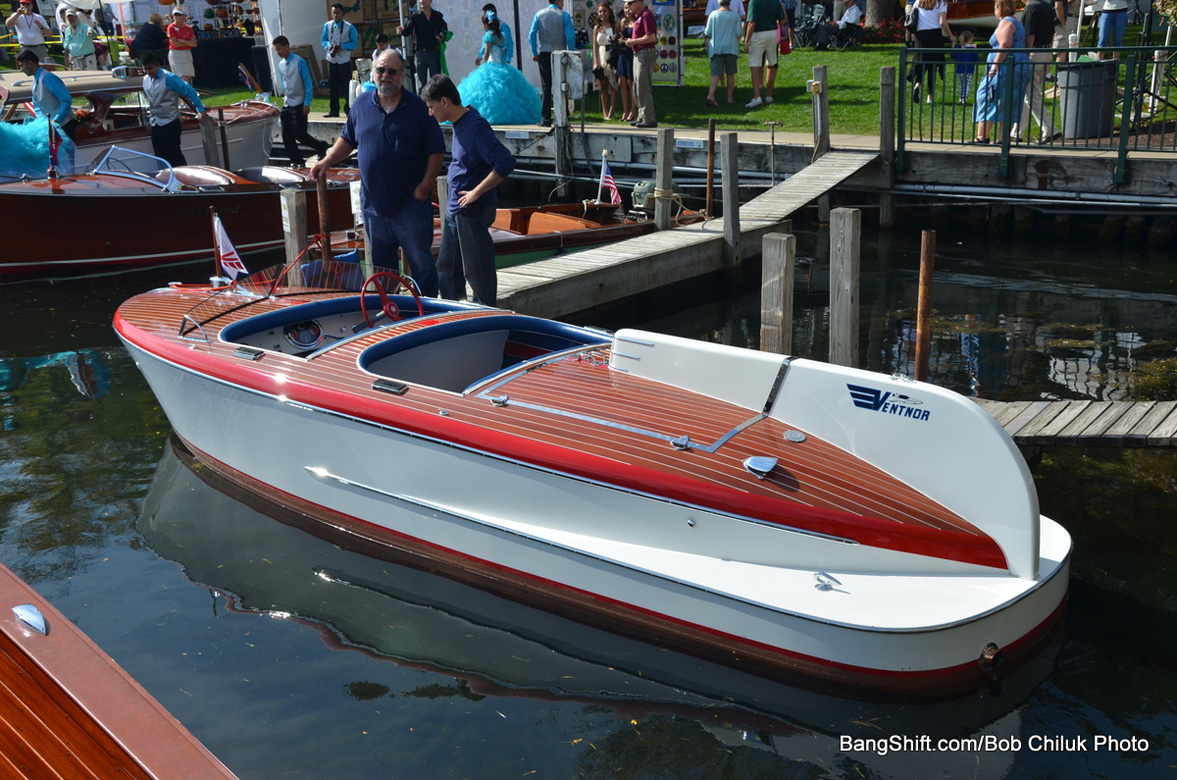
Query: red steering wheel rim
361,271,425,327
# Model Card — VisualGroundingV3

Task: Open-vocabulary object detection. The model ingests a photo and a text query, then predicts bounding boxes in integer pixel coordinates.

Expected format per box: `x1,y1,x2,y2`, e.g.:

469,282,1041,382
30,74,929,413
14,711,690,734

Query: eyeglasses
373,66,399,75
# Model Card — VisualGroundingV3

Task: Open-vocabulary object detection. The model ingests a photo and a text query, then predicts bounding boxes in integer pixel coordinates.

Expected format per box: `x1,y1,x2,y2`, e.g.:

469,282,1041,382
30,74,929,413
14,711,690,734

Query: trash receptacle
1057,59,1117,138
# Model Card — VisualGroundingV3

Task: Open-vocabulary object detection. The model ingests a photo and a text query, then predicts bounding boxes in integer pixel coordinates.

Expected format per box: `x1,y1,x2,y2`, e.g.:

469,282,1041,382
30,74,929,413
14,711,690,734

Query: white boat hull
75,117,275,171
121,337,1071,693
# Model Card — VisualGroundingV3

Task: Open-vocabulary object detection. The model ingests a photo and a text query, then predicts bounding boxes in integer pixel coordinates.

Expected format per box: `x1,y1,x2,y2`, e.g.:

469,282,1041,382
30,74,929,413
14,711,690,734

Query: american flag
601,161,622,205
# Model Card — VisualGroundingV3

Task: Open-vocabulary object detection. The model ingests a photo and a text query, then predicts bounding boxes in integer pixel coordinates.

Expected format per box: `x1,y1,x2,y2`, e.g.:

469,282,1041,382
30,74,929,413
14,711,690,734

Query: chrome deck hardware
743,456,777,479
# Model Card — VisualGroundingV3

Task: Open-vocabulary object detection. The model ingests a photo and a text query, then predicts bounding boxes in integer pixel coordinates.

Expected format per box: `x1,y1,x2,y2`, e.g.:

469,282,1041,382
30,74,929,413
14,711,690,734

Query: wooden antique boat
0,69,278,172
0,148,359,282
0,561,236,778
331,201,703,269
114,261,1072,696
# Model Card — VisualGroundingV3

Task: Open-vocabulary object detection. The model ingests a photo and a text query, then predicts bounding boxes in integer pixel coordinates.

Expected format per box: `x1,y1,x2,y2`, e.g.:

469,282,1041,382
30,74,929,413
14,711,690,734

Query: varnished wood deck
976,399,1177,447
497,151,878,319
118,290,987,552
0,563,236,779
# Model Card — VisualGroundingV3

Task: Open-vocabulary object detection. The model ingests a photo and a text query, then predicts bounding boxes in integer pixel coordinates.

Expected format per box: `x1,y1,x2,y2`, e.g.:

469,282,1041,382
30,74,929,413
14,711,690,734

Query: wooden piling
760,232,796,355
217,107,230,170
879,66,896,230
654,128,675,230
705,118,716,218
915,229,935,382
829,207,860,368
810,65,830,162
281,188,307,286
720,131,740,275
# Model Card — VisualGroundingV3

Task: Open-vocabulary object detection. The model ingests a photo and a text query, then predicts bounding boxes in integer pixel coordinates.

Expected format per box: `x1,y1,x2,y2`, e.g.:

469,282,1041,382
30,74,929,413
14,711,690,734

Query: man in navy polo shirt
311,48,444,297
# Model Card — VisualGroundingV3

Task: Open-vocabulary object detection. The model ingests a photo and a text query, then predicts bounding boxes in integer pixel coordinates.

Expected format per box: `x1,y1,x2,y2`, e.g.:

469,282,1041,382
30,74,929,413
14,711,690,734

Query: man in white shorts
743,0,785,107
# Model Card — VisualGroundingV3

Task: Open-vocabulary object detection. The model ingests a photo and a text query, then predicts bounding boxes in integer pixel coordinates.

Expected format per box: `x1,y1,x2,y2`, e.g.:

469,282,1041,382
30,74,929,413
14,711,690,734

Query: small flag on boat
600,161,622,206
213,216,249,279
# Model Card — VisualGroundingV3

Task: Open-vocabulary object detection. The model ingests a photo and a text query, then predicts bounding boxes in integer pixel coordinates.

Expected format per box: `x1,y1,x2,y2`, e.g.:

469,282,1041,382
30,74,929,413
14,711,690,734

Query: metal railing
897,44,1177,181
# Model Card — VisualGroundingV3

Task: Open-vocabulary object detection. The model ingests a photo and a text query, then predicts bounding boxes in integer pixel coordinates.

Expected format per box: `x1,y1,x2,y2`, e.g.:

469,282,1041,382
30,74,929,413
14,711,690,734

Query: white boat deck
464,511,1072,633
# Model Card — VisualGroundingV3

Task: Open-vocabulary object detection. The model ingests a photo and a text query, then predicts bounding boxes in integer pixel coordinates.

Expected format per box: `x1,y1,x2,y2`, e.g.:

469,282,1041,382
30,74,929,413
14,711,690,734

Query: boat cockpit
216,266,611,395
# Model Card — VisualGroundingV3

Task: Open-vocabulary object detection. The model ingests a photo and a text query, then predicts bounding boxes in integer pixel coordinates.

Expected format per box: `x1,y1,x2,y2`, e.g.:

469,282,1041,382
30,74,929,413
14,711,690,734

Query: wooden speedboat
332,202,703,269
0,561,236,778
0,148,359,281
0,69,278,172
114,261,1072,696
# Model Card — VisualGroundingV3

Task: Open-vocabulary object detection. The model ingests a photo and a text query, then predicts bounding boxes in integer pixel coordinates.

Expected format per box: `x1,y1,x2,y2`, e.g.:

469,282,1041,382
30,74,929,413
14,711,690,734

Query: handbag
592,65,605,81
904,3,919,32
779,24,791,54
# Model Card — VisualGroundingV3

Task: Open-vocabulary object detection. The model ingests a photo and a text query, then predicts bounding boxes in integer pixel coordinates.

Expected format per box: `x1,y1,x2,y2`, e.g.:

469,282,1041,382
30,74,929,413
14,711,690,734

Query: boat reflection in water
138,438,1062,776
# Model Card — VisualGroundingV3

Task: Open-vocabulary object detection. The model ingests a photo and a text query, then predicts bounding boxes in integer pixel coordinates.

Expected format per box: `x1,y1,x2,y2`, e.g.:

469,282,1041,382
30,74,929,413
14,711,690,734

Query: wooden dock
976,399,1177,447
497,150,878,319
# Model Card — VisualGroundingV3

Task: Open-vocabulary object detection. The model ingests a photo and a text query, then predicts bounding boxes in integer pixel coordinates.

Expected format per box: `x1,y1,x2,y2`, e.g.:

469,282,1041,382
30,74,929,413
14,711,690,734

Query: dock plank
1015,402,1071,443
1027,400,1094,445
1123,401,1177,445
1001,401,1054,438
1146,404,1177,446
1076,401,1136,445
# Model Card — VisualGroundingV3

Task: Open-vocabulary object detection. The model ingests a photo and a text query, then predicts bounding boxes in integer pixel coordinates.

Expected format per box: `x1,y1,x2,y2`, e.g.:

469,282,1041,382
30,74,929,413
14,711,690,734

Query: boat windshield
89,146,179,190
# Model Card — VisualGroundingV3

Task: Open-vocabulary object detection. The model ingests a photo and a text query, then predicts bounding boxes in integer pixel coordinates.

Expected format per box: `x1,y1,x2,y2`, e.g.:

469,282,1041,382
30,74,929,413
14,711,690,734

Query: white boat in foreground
114,261,1072,696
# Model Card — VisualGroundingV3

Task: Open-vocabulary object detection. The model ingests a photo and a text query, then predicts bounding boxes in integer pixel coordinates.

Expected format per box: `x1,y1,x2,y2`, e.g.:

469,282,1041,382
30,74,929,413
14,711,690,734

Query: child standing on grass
951,30,979,105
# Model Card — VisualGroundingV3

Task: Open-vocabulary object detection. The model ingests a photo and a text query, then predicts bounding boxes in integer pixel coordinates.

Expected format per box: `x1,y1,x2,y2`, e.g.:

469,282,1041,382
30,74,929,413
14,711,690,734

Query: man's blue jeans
437,203,496,306
364,198,438,298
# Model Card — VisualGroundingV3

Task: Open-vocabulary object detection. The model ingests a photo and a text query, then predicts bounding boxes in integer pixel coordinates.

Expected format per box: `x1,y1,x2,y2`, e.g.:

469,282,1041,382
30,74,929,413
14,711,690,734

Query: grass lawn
201,37,905,136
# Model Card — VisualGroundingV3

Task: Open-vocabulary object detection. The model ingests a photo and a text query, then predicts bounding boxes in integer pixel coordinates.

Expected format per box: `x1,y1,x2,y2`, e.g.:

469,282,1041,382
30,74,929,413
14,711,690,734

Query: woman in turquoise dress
972,0,1030,143
457,9,541,125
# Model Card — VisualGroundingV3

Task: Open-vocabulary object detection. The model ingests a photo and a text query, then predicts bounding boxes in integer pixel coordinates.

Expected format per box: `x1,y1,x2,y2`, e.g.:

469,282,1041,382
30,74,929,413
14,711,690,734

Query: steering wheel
361,271,425,327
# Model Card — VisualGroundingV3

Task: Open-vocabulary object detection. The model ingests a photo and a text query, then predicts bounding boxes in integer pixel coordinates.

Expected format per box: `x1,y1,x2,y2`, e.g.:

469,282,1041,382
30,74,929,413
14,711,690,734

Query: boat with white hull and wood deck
114,261,1072,696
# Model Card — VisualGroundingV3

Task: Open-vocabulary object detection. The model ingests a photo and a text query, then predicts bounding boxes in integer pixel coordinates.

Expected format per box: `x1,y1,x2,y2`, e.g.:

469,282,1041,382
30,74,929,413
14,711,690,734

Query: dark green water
0,227,1174,779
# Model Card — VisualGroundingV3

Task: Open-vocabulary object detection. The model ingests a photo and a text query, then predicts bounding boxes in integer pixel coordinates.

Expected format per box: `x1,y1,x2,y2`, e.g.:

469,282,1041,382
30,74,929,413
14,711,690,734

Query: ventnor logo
847,384,931,422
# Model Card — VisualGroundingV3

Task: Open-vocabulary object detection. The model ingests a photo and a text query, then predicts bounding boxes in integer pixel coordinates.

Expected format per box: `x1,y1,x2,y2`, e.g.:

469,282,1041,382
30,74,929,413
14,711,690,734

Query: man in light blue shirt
528,0,575,126
273,35,331,166
140,51,205,167
16,48,76,140
321,3,358,117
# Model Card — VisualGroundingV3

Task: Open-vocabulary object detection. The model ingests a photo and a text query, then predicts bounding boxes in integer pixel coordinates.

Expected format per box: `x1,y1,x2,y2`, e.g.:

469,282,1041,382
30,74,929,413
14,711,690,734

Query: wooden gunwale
116,289,1007,569
0,563,236,779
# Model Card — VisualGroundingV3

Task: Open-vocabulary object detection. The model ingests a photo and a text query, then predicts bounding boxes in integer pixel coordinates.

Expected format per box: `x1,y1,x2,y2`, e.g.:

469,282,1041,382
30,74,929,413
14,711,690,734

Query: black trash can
251,44,274,93
1057,59,1117,138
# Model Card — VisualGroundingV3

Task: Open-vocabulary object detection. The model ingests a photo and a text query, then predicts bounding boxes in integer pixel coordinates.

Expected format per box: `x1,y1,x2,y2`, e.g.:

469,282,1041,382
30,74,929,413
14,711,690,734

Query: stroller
793,1,828,49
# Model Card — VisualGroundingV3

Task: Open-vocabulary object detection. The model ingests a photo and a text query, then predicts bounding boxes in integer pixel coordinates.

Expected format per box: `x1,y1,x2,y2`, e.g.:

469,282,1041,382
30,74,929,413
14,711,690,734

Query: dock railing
897,44,1177,181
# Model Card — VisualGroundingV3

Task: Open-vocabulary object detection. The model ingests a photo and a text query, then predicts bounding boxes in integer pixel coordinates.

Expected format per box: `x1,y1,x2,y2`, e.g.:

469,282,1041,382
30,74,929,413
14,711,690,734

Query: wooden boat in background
114,261,1071,696
0,561,236,779
0,148,359,282
0,69,278,171
331,201,704,268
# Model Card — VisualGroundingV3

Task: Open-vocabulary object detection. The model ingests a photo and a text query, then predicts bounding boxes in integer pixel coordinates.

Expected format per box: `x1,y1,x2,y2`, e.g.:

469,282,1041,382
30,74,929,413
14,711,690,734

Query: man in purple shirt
422,74,515,306
311,49,444,297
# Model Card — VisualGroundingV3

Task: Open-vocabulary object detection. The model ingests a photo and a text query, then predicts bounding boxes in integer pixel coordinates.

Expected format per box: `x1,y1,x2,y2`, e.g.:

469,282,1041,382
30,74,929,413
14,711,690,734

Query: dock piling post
915,229,936,382
706,118,716,218
654,128,675,230
760,232,796,355
879,66,896,230
809,65,830,162
829,207,861,368
720,131,741,276
281,188,307,286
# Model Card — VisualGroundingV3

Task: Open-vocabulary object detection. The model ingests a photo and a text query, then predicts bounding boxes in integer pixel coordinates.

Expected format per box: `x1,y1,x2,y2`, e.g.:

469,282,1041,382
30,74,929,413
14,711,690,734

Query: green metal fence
896,44,1177,182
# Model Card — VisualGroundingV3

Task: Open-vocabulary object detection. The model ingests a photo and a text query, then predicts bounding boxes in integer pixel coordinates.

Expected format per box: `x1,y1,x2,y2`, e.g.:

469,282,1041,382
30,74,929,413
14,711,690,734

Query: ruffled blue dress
458,32,541,125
